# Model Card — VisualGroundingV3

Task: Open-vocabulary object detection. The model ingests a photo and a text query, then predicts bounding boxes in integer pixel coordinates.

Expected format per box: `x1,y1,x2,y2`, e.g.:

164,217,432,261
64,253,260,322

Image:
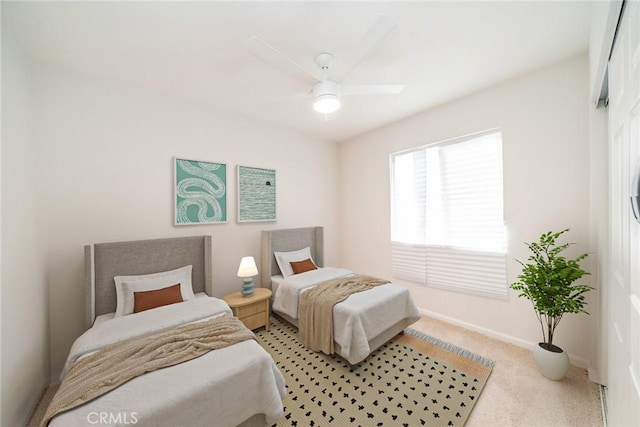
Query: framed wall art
174,158,227,225
237,165,276,222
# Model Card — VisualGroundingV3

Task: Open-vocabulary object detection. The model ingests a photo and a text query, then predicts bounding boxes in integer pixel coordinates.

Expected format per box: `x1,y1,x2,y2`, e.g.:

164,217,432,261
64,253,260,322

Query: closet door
607,1,640,425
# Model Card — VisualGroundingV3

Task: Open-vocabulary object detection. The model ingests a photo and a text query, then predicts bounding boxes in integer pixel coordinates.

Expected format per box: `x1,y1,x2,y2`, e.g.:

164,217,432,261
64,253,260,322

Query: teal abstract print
237,166,276,222
175,158,227,225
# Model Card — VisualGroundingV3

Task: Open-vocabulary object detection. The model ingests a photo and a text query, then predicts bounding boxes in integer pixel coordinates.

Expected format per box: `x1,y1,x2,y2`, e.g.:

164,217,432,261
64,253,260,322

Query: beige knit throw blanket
299,274,389,356
41,314,255,427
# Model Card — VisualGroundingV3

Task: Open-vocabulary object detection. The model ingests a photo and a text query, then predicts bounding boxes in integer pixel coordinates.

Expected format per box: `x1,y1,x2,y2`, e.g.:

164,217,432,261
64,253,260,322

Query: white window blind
390,130,507,299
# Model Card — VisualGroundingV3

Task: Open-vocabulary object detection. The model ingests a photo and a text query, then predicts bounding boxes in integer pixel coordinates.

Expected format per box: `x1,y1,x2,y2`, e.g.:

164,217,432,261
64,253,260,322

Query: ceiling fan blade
256,90,312,108
341,84,405,96
341,15,398,78
245,36,321,83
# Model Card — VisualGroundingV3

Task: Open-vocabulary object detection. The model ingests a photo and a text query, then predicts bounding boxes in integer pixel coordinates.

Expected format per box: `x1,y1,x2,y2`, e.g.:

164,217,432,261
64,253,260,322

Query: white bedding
51,297,286,427
270,274,285,296
272,267,420,364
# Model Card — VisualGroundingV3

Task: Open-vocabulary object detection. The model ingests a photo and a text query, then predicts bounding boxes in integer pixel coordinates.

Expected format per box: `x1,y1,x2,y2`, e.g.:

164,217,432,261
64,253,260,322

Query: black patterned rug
255,315,494,427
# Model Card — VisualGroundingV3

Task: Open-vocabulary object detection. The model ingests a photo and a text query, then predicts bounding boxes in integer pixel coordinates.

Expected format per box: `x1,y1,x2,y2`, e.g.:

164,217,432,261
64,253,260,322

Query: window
390,130,507,299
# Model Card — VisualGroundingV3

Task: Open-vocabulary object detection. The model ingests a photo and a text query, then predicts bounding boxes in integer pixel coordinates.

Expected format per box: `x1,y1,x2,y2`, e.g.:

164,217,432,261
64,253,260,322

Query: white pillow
274,247,314,279
114,265,195,317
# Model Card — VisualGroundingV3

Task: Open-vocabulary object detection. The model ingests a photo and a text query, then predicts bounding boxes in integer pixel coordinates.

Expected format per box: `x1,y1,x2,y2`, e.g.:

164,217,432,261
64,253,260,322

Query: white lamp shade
237,256,258,278
313,94,341,114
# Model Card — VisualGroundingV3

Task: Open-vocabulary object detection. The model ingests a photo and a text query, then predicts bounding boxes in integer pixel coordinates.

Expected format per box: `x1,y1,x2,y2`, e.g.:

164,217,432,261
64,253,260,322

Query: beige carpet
28,315,602,427
411,316,603,427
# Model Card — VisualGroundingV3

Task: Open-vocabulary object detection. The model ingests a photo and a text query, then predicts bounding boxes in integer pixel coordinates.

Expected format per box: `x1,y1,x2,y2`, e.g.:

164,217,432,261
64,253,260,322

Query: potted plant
510,229,592,380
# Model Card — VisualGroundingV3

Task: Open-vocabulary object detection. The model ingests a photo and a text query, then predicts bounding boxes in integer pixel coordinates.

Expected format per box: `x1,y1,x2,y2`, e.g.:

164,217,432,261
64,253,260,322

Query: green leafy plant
510,229,592,351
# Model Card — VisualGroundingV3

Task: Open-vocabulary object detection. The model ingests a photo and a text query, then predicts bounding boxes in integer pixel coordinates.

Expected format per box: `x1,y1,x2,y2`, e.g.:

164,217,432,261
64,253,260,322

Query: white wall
34,65,339,377
1,31,50,426
338,55,597,370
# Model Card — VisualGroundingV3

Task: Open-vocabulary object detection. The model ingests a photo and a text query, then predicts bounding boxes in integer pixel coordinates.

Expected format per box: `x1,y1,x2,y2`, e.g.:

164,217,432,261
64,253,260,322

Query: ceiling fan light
313,94,341,114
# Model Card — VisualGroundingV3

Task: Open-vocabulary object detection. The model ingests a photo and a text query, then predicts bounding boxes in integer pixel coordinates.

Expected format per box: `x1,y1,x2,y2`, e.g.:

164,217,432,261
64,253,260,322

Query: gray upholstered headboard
260,226,324,288
84,235,213,329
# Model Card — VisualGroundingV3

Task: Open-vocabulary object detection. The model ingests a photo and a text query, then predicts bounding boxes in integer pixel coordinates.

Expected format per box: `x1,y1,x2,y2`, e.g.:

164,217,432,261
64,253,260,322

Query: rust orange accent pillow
133,283,183,313
290,258,318,275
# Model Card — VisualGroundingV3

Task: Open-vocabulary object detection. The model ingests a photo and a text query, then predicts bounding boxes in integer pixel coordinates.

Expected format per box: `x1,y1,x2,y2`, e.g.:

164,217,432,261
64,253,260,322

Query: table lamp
237,256,258,296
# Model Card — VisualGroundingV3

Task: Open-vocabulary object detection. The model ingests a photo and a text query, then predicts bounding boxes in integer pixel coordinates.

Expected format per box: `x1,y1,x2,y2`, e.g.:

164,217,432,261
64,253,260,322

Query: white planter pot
533,343,569,380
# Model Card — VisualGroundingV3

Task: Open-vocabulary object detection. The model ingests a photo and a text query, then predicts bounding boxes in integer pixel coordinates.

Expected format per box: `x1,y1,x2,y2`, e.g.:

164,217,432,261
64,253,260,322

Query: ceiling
3,1,591,142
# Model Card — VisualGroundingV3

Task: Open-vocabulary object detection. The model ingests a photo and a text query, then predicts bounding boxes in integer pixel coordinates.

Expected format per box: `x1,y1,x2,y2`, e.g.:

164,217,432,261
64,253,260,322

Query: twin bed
262,226,420,365
46,228,419,426
47,236,285,427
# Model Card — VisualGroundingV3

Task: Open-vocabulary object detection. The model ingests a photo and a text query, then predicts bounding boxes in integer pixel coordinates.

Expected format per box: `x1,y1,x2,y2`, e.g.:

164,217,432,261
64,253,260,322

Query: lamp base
241,278,255,297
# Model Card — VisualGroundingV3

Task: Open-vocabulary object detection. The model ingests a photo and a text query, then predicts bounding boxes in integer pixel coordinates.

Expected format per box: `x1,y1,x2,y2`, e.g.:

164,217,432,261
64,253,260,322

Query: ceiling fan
245,15,405,115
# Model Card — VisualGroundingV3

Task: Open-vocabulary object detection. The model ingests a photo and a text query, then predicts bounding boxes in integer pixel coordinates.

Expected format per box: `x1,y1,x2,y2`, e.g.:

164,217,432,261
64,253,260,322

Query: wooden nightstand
223,288,271,331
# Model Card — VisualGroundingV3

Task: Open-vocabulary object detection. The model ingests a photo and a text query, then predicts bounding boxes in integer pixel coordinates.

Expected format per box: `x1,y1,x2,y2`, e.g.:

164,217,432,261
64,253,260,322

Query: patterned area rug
255,315,494,427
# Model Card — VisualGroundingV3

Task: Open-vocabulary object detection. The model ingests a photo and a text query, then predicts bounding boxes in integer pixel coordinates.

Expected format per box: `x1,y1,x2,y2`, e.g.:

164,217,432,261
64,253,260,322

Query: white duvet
51,297,286,427
272,267,420,364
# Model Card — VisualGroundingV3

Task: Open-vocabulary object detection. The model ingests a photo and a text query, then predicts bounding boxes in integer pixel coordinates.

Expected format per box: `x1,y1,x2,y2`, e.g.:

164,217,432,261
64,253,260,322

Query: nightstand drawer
223,288,271,332
235,301,265,318
242,312,267,330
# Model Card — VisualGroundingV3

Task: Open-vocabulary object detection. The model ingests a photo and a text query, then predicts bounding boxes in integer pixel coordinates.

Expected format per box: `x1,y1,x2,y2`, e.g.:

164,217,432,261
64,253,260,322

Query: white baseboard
418,307,596,377
588,367,600,384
